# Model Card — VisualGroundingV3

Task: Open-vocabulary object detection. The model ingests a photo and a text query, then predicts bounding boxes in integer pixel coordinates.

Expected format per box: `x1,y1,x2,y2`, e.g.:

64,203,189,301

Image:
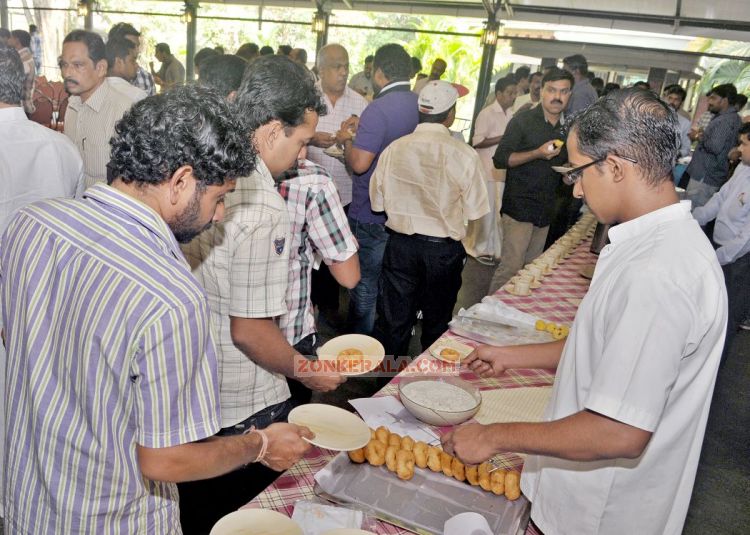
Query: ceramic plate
428,338,474,363
317,334,385,376
321,530,377,535
551,165,573,174
288,403,371,451
324,146,345,158
210,509,303,535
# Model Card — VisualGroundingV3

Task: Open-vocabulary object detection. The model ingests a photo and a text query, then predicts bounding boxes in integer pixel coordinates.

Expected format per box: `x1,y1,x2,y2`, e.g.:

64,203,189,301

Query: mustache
551,99,563,105
64,78,78,85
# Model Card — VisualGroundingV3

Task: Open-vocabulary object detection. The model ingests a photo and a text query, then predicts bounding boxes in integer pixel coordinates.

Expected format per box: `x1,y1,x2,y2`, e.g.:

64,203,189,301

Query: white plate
210,509,303,535
317,334,385,376
321,530,377,535
551,165,573,174
427,338,473,363
324,146,345,158
288,403,371,451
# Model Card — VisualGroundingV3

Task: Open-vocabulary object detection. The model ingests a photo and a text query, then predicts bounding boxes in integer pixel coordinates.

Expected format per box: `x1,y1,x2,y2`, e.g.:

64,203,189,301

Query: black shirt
493,105,567,227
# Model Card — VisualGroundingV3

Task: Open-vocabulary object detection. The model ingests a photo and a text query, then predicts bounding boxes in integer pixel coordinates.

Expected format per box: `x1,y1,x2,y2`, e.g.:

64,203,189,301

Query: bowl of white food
398,376,481,426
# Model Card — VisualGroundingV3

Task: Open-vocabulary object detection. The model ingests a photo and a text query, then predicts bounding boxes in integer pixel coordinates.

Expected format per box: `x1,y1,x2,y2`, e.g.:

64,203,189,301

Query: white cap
418,80,459,115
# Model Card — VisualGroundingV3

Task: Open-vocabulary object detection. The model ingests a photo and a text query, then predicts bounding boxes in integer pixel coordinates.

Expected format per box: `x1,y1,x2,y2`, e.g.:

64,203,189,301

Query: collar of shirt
530,102,565,127
608,201,692,245
0,106,28,123
251,157,274,188
84,183,184,260
414,122,451,136
489,99,513,116
376,80,411,98
68,79,111,113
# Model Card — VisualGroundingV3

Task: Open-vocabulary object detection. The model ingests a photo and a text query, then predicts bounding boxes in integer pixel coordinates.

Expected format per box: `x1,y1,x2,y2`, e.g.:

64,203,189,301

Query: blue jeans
347,216,388,335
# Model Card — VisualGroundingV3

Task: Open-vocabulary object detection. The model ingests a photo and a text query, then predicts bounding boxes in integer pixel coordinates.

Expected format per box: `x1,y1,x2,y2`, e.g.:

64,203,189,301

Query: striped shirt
133,66,156,97
307,86,368,205
276,159,358,345
182,159,291,427
686,109,741,188
0,184,221,534
64,79,134,188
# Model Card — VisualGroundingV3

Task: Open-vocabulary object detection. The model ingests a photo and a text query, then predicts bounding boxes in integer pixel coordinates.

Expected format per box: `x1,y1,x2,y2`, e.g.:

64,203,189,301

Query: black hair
293,48,308,64
410,56,422,72
214,46,224,55
418,104,454,125
194,47,218,69
591,77,604,90
542,67,574,88
632,81,651,90
11,30,31,49
259,45,274,56
0,28,10,40
0,46,24,105
63,30,106,65
569,88,678,186
739,122,750,139
155,43,170,55
105,37,135,68
29,25,37,33
108,22,140,40
665,85,687,102
236,42,259,61
372,43,411,83
563,54,588,75
277,44,292,56
199,54,247,97
735,94,748,110
602,82,620,96
365,55,374,63
495,75,516,94
514,66,531,82
235,55,326,132
109,85,255,186
529,71,542,80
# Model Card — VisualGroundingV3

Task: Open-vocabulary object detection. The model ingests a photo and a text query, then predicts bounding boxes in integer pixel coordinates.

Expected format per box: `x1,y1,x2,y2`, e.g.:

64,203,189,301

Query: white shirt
412,77,429,95
306,86,368,205
370,122,489,240
675,112,692,158
0,107,84,234
472,100,513,178
522,202,727,535
106,76,148,103
64,78,134,188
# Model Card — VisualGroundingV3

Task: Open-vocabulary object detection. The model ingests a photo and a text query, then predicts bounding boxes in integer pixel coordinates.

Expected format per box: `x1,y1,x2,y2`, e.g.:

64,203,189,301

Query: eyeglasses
562,155,638,185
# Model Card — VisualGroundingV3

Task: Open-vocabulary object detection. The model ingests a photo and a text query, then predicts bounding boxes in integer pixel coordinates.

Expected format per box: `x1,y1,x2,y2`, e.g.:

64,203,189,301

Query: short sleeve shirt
182,160,291,427
348,83,419,225
521,202,727,535
472,100,513,179
276,160,358,345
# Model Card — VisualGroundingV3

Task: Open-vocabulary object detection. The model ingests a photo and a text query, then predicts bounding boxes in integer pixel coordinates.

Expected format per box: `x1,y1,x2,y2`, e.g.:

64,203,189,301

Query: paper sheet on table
349,395,440,444
291,500,363,535
474,387,553,425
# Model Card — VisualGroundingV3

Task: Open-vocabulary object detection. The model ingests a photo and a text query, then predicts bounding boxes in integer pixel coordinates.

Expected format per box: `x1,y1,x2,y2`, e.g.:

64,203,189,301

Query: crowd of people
0,18,748,535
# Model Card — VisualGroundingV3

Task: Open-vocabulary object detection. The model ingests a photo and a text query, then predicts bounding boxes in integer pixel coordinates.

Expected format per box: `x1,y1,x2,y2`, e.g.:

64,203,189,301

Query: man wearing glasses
488,67,573,293
444,89,726,535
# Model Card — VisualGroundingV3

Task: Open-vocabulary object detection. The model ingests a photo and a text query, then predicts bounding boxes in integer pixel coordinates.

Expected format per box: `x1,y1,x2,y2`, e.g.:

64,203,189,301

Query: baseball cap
418,80,468,114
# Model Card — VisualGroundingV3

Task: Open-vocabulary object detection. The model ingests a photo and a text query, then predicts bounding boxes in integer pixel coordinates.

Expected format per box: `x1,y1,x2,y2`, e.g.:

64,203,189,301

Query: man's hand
310,132,336,149
441,423,499,464
261,422,315,471
299,369,347,392
340,115,359,133
536,140,562,160
463,345,511,378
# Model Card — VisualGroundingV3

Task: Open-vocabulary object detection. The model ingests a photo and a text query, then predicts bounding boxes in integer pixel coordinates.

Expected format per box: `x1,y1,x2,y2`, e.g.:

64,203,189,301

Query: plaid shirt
276,159,358,345
133,66,156,97
18,47,36,114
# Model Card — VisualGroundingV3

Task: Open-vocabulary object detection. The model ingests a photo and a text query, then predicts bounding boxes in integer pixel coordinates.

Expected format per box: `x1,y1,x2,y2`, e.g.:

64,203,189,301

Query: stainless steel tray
448,315,552,346
314,452,529,534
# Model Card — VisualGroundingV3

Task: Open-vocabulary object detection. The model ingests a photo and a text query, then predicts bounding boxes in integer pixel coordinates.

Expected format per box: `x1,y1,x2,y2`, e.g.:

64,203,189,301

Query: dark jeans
347,216,388,335
374,232,465,358
545,184,582,248
286,332,324,408
311,204,349,312
178,399,293,535
722,251,750,365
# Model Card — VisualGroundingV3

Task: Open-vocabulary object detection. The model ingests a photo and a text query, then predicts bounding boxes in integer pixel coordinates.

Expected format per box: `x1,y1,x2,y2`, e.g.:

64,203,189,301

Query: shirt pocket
82,140,112,182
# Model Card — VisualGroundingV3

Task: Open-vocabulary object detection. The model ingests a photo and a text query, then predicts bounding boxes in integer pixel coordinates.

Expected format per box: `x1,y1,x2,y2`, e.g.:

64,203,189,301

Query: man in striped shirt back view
0,85,314,534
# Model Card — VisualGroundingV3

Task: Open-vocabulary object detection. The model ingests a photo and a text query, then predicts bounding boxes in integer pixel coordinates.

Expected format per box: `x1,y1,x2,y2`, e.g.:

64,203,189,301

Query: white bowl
398,376,481,426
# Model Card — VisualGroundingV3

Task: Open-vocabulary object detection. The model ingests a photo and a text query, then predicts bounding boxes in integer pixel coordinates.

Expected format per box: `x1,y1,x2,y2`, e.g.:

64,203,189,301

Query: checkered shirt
133,66,156,97
18,47,35,114
276,159,358,345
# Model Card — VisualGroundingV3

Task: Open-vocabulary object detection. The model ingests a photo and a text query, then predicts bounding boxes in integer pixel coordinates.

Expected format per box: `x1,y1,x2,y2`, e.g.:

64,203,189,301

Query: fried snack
553,139,564,149
478,462,493,492
374,426,390,445
337,348,364,360
440,451,454,477
452,457,466,482
427,446,442,472
413,441,429,469
490,469,506,496
504,470,521,501
385,445,398,472
439,347,460,361
465,464,479,486
400,436,415,452
364,438,386,466
535,319,547,331
388,433,402,449
348,447,366,464
396,450,416,481
370,427,376,440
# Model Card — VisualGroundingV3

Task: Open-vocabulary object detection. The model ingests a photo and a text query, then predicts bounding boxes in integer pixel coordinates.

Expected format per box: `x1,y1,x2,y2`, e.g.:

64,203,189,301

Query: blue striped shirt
0,184,220,534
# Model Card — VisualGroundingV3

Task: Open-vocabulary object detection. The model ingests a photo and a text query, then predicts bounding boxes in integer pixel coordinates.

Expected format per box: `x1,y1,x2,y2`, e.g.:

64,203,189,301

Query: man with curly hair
0,85,315,534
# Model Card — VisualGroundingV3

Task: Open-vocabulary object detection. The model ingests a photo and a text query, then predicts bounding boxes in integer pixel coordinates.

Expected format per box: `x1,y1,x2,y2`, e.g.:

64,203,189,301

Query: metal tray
448,315,552,346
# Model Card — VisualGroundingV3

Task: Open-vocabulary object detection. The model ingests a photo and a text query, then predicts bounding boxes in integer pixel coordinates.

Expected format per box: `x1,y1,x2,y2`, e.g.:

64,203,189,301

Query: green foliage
696,40,750,96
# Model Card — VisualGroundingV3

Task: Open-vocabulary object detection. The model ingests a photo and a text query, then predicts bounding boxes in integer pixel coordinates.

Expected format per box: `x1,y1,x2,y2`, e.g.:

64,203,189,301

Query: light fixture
181,2,195,24
77,0,88,17
312,10,327,34
481,20,501,46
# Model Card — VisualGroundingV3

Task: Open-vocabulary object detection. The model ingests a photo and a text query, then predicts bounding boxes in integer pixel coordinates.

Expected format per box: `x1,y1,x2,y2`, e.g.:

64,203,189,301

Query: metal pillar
1,0,9,31
84,0,93,30
470,16,499,141
313,9,329,56
185,3,197,81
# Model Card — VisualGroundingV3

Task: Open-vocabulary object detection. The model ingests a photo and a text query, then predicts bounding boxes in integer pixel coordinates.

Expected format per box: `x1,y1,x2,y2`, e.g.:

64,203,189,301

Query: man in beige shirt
61,30,134,188
370,80,489,358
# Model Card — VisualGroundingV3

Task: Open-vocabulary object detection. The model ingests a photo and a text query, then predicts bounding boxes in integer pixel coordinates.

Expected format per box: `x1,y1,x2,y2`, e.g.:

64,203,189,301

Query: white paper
291,500,363,535
444,512,493,535
348,396,441,444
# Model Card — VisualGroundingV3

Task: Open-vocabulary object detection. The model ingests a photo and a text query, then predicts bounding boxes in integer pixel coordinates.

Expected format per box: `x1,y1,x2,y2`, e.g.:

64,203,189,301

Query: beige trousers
488,214,549,293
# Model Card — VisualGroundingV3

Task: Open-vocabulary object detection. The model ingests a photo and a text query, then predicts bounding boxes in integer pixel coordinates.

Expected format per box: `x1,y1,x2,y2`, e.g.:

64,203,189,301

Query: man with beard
489,67,573,292
61,30,134,187
0,85,314,534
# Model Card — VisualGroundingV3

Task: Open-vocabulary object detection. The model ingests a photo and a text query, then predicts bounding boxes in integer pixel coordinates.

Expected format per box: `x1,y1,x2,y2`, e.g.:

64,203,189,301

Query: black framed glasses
562,155,638,185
